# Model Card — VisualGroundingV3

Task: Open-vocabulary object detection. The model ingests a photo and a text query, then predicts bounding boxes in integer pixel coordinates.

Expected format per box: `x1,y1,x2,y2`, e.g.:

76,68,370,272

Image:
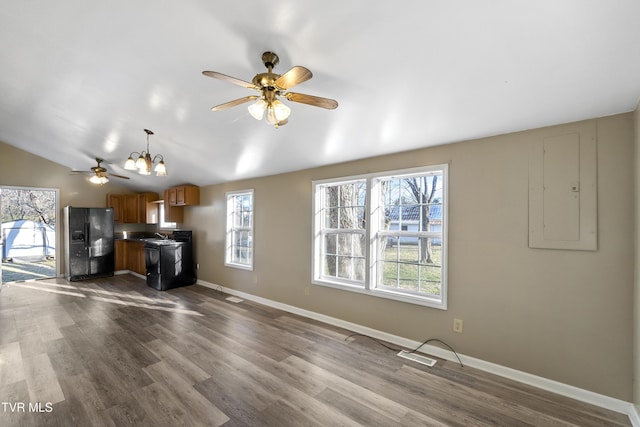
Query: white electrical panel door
529,126,597,251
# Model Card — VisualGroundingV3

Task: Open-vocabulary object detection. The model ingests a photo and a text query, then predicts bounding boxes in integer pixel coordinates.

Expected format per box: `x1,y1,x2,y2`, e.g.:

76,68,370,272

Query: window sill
312,279,446,310
225,262,253,271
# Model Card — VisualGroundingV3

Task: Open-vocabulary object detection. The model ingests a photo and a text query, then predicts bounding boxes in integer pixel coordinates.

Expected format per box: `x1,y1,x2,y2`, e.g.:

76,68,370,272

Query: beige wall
1,113,635,401
0,141,131,274
187,113,634,401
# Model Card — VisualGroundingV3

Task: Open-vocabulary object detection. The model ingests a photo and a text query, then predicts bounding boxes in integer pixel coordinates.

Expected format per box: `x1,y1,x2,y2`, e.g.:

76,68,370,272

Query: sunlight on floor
9,280,203,316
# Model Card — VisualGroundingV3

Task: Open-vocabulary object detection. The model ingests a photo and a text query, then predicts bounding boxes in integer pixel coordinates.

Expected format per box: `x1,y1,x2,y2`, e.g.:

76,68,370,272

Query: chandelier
124,129,167,176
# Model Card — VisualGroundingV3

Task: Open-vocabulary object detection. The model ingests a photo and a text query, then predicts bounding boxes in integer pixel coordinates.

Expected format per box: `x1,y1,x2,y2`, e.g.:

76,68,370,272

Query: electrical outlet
196,263,200,269
453,318,463,333
304,286,310,296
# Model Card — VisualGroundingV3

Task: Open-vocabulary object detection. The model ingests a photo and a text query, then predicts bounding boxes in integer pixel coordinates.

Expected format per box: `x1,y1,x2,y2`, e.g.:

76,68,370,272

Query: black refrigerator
63,206,114,281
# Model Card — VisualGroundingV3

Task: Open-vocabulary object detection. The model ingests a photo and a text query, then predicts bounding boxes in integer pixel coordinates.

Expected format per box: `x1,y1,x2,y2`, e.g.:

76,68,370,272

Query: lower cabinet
114,240,146,276
115,240,127,271
127,241,146,276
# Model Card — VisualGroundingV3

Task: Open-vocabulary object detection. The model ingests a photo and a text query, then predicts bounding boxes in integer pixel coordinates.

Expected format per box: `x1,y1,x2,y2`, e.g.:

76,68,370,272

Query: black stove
144,230,196,291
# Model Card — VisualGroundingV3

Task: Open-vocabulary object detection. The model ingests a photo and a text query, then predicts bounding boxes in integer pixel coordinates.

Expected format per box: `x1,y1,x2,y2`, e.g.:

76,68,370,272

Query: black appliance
63,206,115,281
145,230,196,291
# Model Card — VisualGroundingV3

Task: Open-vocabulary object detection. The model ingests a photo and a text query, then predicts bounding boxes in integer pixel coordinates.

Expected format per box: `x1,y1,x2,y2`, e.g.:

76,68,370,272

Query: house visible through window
313,164,448,309
226,190,254,270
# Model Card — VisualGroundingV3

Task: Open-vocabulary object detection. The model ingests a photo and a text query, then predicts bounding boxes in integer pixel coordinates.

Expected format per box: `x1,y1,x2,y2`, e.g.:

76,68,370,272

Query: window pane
324,233,337,255
325,207,339,229
324,255,336,276
337,257,365,281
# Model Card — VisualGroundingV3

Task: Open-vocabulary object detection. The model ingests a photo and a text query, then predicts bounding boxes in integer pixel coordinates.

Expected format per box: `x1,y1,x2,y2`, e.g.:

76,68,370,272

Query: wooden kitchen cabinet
168,185,199,206
163,189,184,223
114,240,127,271
127,241,146,276
107,194,123,223
115,240,146,275
123,194,139,223
108,192,159,224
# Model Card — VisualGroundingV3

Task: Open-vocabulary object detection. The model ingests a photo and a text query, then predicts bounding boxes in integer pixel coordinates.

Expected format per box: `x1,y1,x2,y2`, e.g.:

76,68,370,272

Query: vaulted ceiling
1,1,639,192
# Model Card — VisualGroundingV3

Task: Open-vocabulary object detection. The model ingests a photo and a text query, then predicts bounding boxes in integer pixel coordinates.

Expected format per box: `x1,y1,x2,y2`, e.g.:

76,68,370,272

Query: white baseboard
197,280,636,423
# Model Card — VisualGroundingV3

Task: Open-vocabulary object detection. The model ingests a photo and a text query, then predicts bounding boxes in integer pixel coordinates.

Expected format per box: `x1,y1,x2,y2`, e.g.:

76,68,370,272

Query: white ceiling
1,1,639,193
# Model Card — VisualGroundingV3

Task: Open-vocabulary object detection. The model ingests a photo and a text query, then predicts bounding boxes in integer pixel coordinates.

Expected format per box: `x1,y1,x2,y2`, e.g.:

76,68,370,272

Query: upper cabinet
107,192,159,224
107,194,123,223
168,185,200,206
163,189,184,224
123,194,139,223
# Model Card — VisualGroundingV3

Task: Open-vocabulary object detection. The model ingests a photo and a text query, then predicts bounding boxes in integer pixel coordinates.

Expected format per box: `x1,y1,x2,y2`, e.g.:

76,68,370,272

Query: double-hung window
225,190,254,270
313,179,367,287
313,164,448,309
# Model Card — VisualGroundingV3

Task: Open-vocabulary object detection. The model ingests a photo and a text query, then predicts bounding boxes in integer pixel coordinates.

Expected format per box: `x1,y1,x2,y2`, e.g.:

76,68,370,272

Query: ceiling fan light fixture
125,129,167,177
204,51,337,127
90,174,109,185
271,99,291,122
248,98,267,120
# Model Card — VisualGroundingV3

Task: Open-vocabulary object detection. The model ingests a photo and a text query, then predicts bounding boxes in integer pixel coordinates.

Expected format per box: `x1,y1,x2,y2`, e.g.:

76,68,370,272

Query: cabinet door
123,195,139,223
168,188,177,205
168,185,200,206
126,242,146,275
146,202,159,224
114,240,127,271
107,194,123,223
176,187,185,205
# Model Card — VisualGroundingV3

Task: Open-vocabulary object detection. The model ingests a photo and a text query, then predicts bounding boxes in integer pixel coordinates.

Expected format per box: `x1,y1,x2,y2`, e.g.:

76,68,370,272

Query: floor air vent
397,350,437,367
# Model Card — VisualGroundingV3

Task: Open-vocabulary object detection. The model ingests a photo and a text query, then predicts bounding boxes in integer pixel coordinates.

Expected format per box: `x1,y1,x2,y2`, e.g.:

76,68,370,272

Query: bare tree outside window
1,189,55,224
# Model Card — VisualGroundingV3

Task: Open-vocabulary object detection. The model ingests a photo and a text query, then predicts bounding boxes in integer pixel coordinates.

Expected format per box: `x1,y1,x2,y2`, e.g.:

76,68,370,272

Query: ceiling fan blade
284,92,338,110
211,95,259,112
202,71,260,90
274,66,312,90
107,173,130,180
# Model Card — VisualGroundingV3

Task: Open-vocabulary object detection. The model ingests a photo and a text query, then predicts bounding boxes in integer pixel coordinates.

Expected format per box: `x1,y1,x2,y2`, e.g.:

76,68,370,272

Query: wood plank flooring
0,276,631,426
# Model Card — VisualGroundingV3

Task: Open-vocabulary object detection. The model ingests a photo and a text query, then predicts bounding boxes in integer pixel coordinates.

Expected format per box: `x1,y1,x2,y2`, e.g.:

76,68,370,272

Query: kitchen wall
0,141,132,274
186,113,634,401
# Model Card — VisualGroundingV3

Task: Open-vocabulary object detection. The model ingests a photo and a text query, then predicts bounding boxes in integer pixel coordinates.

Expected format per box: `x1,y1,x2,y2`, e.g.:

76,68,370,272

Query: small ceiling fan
202,51,338,127
71,158,130,185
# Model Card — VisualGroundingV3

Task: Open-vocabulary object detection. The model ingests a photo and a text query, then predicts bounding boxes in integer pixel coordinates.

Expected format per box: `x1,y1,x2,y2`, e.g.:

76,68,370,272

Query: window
226,190,254,270
313,179,367,287
158,204,176,229
313,164,448,309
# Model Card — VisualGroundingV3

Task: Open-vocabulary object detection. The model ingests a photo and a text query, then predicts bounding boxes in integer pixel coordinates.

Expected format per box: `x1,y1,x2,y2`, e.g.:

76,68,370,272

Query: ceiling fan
71,158,130,185
202,51,338,127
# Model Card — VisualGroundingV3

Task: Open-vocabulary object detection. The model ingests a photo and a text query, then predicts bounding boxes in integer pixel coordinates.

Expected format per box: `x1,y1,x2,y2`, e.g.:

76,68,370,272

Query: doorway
0,186,59,284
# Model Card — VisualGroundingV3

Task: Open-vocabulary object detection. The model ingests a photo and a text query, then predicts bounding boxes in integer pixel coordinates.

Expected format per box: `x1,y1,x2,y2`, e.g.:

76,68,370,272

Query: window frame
312,164,448,309
225,189,254,271
312,177,368,289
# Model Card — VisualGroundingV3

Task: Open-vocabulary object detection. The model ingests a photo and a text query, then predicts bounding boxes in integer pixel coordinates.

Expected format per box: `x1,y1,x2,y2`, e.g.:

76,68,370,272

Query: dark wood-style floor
0,276,630,426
